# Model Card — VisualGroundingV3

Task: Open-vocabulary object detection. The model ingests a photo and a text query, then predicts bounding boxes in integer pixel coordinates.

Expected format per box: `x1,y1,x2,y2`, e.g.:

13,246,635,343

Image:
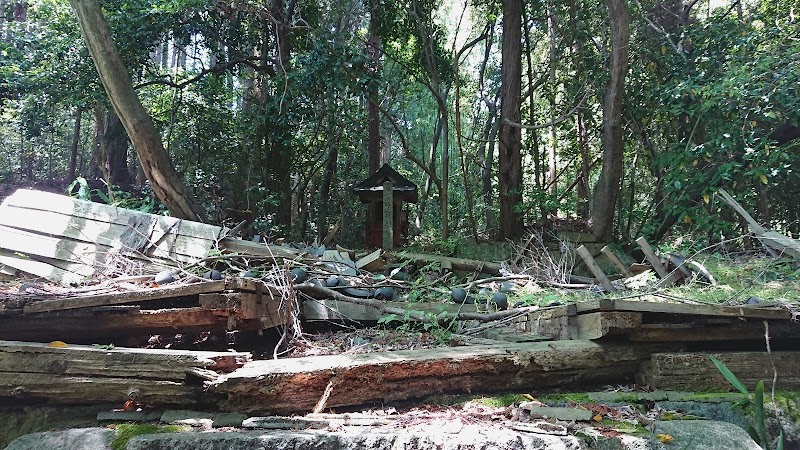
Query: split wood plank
601,246,632,277
576,245,615,292
0,340,249,380
199,292,291,329
390,251,502,275
639,351,800,390
573,298,792,320
0,205,213,264
2,189,223,242
210,340,673,415
0,372,200,406
0,307,265,342
627,320,800,342
717,189,800,259
0,249,85,285
22,280,226,313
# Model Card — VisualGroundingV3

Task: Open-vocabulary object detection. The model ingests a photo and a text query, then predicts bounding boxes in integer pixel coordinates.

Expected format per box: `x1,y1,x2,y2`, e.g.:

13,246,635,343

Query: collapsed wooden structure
0,188,798,414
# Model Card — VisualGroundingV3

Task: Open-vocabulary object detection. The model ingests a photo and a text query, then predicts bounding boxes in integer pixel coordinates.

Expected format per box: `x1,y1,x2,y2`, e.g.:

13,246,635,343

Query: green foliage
710,356,784,450
111,423,186,450
378,308,456,344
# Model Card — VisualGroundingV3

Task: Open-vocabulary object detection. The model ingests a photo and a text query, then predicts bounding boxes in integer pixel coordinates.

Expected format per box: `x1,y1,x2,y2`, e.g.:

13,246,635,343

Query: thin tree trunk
69,0,204,221
590,0,630,242
546,0,558,196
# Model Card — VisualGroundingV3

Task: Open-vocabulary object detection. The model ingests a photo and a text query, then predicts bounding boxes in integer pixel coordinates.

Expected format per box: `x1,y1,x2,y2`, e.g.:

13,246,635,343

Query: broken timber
2,278,289,342
517,299,798,341
210,340,670,415
639,351,800,390
717,188,800,259
0,189,302,285
0,340,248,406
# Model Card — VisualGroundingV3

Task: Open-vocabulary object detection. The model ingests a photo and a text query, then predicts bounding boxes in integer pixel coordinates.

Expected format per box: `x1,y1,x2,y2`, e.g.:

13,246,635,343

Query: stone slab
4,428,113,450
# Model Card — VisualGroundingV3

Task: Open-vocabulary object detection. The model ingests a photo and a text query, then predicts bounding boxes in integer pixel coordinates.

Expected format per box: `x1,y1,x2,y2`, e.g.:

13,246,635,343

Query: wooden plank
639,351,800,390
628,320,800,341
23,281,226,313
574,299,792,320
210,340,673,415
0,224,104,269
218,238,303,260
2,189,223,241
0,372,198,406
0,307,265,342
716,189,800,258
716,189,766,234
0,250,85,285
600,246,632,277
634,237,669,279
0,205,214,264
0,340,249,379
576,245,615,292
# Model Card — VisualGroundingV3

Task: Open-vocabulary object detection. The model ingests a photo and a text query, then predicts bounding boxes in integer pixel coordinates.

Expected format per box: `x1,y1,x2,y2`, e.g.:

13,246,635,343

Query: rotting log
639,351,800,391
23,281,226,314
389,251,502,275
210,340,674,415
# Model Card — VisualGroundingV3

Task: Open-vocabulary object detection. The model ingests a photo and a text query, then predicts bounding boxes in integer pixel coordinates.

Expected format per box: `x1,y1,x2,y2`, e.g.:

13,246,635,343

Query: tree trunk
367,0,382,174
498,0,524,239
69,0,205,222
67,109,82,182
590,0,630,242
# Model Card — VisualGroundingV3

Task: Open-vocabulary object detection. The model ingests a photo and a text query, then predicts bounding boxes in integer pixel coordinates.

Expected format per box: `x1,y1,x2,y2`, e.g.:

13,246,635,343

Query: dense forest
0,0,797,249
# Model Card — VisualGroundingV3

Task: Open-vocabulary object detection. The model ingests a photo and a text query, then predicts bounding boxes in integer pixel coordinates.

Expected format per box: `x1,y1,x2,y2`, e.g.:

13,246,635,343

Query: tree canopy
1,0,797,248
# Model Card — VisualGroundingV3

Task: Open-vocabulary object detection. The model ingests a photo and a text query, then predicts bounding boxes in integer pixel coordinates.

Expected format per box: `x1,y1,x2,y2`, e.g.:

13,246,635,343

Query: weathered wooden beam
639,351,800,390
574,298,792,320
634,237,675,280
23,281,226,313
0,340,249,380
600,245,632,277
199,292,290,329
0,372,202,406
0,307,265,343
0,249,85,285
576,245,615,292
390,251,502,275
210,340,672,415
218,238,303,260
1,189,223,241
